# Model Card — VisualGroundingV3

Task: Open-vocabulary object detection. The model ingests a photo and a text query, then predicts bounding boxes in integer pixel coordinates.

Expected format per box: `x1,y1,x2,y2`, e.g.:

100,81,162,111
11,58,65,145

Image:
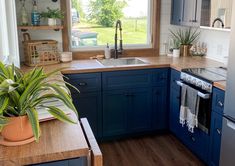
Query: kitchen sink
97,58,148,67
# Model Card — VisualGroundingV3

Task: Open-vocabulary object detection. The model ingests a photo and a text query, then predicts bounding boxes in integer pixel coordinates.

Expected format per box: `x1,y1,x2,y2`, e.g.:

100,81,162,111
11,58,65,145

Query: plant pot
1,116,34,142
173,49,180,57
48,18,57,26
180,45,192,57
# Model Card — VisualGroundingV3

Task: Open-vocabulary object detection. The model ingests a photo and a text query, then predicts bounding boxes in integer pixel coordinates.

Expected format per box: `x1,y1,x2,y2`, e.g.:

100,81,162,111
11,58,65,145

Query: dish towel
180,84,200,133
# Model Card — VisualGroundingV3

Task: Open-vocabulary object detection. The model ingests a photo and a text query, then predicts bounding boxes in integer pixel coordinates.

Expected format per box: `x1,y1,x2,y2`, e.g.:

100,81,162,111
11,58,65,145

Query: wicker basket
23,33,60,66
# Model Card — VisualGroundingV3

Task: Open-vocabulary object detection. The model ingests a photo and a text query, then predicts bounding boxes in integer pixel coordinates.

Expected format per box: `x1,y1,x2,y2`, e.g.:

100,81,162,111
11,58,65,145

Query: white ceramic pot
60,52,72,62
173,49,180,57
48,18,57,26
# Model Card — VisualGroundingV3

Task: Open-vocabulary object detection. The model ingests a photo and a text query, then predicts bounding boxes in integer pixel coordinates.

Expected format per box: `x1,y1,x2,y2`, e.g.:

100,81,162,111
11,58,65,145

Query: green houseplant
169,27,200,56
40,7,64,26
0,62,78,143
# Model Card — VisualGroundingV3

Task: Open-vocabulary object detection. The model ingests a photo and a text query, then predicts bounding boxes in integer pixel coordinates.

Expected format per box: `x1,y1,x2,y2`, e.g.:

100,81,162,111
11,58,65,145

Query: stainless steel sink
97,58,148,67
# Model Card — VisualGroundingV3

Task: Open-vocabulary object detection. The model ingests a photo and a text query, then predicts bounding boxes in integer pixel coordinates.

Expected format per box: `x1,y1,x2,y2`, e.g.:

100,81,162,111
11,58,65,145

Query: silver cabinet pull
217,128,221,135
218,101,224,107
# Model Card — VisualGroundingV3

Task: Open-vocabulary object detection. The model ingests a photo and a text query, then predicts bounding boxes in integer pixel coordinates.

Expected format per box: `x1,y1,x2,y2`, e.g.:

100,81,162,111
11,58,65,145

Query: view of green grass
72,18,147,46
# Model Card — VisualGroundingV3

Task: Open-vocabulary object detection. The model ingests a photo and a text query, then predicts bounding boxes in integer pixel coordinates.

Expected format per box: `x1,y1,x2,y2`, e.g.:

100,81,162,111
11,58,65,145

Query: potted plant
172,38,181,57
40,7,64,26
169,27,200,57
0,62,79,144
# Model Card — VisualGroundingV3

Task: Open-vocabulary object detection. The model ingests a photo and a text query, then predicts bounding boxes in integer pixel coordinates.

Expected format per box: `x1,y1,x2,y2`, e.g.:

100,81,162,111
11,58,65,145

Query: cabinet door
72,92,102,139
182,0,201,26
103,89,129,137
128,88,152,132
171,0,184,25
152,86,168,130
169,87,185,140
209,111,223,166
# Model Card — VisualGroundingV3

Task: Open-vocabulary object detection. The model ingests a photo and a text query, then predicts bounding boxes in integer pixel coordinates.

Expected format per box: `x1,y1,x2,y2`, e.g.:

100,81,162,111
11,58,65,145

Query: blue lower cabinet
181,128,209,163
128,88,152,132
209,111,223,166
152,86,168,130
33,157,87,166
72,92,102,139
103,89,129,137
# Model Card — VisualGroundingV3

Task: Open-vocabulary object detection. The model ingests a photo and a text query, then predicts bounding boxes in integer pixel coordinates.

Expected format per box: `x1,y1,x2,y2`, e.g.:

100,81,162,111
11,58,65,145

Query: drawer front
170,69,181,90
212,88,225,115
182,128,209,162
64,73,101,93
152,68,169,86
102,69,152,90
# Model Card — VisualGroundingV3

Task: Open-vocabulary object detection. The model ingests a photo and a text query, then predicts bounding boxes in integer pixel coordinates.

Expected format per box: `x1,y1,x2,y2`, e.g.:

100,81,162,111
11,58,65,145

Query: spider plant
169,27,200,45
0,62,79,141
40,7,64,19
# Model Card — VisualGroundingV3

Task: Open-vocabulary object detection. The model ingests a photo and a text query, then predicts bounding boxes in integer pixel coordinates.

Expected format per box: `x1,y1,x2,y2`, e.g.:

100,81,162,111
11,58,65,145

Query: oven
176,71,213,134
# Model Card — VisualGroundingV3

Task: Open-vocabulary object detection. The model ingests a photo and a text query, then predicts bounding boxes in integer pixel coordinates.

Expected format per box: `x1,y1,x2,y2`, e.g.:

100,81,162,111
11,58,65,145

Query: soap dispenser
104,43,111,59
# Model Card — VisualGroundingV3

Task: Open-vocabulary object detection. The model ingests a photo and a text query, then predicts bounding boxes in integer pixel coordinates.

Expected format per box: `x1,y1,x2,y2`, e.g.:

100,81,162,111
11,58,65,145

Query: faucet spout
212,18,225,28
114,20,123,59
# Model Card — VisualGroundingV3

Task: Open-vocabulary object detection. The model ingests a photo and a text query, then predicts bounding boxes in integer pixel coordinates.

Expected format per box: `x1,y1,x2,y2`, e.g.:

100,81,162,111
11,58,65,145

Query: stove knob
192,78,196,84
186,76,191,82
196,81,202,87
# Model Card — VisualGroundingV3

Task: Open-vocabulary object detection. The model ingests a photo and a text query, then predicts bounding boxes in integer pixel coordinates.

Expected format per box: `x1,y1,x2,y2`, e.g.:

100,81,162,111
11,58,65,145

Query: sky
80,0,148,18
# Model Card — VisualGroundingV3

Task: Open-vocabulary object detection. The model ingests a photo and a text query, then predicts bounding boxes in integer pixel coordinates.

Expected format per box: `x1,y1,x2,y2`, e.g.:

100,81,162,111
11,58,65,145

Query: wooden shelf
18,25,64,32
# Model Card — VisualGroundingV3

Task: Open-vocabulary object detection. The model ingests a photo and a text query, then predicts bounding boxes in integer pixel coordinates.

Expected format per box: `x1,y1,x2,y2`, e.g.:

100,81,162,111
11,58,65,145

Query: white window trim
68,0,153,51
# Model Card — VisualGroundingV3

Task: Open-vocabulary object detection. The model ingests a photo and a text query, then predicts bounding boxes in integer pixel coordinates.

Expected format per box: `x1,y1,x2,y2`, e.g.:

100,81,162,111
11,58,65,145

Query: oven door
176,80,212,133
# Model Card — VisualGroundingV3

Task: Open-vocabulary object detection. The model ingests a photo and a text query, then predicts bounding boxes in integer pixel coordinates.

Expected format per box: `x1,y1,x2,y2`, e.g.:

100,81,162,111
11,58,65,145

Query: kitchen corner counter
0,114,90,166
21,56,226,90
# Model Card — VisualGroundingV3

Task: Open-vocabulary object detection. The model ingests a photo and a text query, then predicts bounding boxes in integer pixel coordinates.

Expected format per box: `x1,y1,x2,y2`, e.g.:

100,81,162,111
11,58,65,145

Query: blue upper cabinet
171,0,184,25
171,0,202,27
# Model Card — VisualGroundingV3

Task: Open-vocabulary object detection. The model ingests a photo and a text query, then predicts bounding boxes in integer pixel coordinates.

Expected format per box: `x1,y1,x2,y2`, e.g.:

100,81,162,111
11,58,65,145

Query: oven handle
176,80,211,99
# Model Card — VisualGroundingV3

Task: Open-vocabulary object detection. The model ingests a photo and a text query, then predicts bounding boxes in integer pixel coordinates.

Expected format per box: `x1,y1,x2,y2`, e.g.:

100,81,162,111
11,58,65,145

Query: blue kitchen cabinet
171,0,184,25
33,157,87,166
64,73,102,139
102,89,129,137
208,88,224,166
152,86,168,130
72,92,102,139
128,88,152,133
209,111,223,166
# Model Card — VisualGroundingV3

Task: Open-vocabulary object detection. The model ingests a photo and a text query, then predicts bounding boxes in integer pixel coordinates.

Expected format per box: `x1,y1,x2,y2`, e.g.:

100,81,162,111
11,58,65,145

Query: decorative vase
173,49,180,57
48,18,57,26
1,116,34,142
180,45,192,57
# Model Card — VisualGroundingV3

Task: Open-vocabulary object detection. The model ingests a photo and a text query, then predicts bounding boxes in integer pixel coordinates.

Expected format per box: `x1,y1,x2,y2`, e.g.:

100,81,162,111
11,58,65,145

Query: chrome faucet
212,18,225,28
114,20,123,59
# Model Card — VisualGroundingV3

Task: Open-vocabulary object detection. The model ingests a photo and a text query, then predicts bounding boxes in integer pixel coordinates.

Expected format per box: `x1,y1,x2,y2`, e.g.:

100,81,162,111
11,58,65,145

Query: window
70,0,152,50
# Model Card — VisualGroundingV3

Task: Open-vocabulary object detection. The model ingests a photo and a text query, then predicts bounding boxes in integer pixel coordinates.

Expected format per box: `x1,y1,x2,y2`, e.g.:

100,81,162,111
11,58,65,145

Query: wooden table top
21,56,226,90
0,114,89,166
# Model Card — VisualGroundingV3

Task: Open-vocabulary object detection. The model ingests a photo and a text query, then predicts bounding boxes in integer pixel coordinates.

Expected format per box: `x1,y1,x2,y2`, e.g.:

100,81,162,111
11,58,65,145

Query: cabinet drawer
64,73,101,93
102,69,152,90
212,88,225,115
182,128,209,162
170,69,181,90
152,68,169,86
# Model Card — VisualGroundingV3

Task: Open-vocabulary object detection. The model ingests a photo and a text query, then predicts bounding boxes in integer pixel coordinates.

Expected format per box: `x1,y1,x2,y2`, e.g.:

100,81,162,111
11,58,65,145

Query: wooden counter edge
214,81,226,91
81,118,103,166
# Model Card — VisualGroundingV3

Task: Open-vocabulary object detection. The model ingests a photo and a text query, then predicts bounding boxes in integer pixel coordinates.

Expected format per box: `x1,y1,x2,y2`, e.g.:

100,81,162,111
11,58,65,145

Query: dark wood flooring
99,134,205,166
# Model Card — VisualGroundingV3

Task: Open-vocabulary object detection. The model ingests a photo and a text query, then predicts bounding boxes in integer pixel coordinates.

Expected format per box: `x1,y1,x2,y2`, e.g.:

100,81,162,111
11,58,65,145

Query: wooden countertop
0,114,90,166
21,56,226,91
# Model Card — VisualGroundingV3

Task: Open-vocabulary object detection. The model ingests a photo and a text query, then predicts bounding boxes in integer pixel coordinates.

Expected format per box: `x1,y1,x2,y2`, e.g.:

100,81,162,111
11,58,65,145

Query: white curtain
0,0,20,67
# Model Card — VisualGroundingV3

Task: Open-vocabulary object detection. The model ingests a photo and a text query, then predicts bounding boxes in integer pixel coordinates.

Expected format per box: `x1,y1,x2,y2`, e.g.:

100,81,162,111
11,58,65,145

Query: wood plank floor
99,134,205,166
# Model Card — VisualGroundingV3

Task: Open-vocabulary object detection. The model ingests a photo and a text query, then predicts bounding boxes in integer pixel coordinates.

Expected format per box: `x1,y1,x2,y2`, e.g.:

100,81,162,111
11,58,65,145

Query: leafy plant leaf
26,108,40,142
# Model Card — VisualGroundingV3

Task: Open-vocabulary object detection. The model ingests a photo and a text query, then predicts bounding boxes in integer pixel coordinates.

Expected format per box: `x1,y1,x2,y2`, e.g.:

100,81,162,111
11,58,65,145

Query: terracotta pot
1,116,33,142
180,45,192,57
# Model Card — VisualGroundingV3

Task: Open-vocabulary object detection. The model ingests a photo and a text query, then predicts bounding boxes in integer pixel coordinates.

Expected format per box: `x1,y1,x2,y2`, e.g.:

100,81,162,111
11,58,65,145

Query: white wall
15,0,63,61
159,0,230,64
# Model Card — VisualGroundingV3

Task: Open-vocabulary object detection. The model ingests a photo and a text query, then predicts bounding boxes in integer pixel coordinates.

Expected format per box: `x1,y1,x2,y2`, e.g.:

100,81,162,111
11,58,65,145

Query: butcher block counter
21,56,227,91
0,116,102,166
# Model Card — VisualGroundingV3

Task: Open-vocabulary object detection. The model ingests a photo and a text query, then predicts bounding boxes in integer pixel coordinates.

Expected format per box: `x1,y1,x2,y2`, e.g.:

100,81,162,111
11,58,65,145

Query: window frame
60,0,160,57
